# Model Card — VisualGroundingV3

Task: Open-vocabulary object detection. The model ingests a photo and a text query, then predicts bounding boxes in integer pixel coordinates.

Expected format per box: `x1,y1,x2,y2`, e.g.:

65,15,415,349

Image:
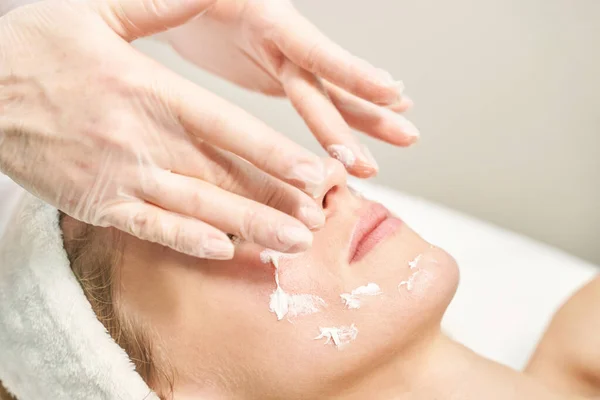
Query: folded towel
0,194,157,400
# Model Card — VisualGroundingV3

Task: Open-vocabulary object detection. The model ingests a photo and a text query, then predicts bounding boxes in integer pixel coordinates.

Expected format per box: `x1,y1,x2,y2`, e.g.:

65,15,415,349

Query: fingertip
327,143,379,178
387,95,414,113
277,225,313,252
348,165,378,179
297,204,326,230
200,237,235,260
370,78,404,106
395,115,420,141
400,95,414,110
375,112,420,146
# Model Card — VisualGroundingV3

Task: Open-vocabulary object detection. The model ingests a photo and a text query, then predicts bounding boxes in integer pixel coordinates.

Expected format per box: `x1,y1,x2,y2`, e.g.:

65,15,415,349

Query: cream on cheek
340,283,382,309
260,249,327,321
260,249,362,349
258,242,450,351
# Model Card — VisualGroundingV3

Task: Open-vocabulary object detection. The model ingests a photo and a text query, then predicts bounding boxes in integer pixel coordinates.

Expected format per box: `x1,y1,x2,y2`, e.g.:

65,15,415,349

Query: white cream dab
261,249,326,321
314,324,358,349
327,144,356,168
340,283,382,309
408,254,422,269
398,270,420,292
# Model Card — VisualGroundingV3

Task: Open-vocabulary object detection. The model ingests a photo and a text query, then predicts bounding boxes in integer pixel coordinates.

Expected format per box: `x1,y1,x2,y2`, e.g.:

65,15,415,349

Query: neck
330,332,581,400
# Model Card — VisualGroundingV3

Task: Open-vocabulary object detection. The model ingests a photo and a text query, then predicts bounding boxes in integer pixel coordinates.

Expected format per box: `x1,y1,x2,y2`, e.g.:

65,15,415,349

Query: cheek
358,246,460,351
311,244,460,375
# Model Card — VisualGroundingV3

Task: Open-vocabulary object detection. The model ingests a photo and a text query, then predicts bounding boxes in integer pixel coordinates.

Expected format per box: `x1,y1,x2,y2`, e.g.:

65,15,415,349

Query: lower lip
351,217,403,263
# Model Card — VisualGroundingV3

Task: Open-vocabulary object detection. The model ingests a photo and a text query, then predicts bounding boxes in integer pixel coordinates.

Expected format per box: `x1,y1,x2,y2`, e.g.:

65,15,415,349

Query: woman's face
116,162,460,399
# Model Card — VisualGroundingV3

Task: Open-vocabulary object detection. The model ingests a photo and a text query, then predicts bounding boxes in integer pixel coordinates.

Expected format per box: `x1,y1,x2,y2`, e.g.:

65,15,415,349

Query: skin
526,277,600,398
65,161,585,400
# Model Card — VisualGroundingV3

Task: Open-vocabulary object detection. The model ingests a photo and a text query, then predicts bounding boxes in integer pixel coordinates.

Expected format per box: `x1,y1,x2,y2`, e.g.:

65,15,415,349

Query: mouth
348,203,402,263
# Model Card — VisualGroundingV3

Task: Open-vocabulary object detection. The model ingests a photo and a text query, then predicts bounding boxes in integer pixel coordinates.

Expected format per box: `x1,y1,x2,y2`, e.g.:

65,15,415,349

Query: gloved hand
0,0,332,259
162,0,420,178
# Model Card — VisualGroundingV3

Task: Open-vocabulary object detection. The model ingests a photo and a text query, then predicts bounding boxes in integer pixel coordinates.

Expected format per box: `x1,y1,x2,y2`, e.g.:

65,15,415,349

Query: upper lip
348,202,390,262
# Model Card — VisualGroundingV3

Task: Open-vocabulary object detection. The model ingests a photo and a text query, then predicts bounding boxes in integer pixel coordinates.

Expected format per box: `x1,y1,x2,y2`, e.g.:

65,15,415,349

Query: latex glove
0,0,331,259
163,0,420,178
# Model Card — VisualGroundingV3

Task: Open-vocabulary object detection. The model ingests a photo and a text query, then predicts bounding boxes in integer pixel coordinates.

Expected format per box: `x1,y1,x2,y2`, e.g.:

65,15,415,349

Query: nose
315,158,348,218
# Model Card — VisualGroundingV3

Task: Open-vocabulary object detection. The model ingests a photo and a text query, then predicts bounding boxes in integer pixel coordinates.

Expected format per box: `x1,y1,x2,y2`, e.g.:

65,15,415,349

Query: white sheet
350,179,598,370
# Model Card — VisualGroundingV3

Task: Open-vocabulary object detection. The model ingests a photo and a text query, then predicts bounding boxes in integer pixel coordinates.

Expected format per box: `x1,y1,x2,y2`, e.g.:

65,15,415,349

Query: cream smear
340,283,382,309
314,324,358,349
398,270,420,292
408,254,422,269
327,144,356,168
261,249,326,321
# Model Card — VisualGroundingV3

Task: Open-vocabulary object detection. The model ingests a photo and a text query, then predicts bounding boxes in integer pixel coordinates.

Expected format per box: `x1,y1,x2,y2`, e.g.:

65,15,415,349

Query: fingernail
351,144,379,177
203,238,235,260
290,160,327,198
298,205,325,230
399,95,414,110
358,145,379,171
374,78,404,105
396,115,420,138
376,68,395,86
278,225,313,250
327,144,357,169
384,93,413,112
395,80,405,95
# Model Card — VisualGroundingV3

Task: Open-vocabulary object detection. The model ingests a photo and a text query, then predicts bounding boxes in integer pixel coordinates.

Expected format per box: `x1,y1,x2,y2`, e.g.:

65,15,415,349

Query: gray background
136,0,600,264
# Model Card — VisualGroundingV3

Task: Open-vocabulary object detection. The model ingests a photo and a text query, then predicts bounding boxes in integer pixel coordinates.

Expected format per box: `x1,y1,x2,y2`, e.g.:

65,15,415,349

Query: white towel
0,194,157,400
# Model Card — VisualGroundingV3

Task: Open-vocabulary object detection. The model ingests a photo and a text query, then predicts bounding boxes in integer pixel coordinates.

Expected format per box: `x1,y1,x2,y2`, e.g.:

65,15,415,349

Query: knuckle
258,141,288,172
188,190,206,217
166,220,187,252
239,207,260,242
303,42,322,72
262,184,288,212
127,210,155,240
206,152,241,191
145,0,171,17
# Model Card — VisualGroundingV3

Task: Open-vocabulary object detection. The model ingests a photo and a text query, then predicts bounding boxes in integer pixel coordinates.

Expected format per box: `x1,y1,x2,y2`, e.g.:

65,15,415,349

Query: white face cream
327,144,356,168
408,254,422,269
261,249,326,321
340,283,382,309
314,324,358,349
398,270,420,292
270,290,326,320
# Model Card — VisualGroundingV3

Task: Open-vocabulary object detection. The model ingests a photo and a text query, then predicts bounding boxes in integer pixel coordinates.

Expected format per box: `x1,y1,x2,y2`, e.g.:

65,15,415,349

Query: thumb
91,0,217,42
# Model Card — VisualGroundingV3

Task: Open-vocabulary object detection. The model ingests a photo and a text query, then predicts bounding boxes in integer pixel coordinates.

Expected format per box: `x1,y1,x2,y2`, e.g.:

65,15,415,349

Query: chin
387,245,460,344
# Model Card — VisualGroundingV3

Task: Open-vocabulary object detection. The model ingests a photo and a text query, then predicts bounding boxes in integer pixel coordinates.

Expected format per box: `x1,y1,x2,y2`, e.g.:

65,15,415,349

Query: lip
349,203,401,263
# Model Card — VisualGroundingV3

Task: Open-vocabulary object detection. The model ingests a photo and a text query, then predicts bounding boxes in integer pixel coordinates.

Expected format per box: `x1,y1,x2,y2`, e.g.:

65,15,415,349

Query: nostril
322,185,338,209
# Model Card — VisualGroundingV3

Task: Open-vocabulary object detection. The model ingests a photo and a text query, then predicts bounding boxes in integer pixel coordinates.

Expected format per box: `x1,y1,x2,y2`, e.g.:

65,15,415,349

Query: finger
162,71,329,198
322,80,420,146
280,60,378,178
92,0,217,41
138,169,314,253
170,142,326,230
271,7,403,105
387,95,415,113
103,201,234,260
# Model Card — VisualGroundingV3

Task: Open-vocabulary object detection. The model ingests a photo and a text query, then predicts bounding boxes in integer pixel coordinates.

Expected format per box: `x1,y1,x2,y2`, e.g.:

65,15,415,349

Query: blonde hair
0,213,173,399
